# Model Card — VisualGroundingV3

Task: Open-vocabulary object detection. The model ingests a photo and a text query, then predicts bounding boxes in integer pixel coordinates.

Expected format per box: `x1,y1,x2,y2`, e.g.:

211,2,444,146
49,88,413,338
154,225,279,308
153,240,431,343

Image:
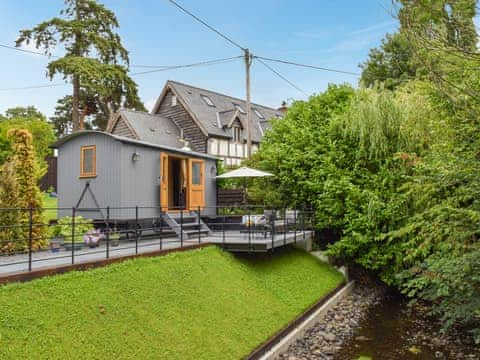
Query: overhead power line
0,56,243,91
256,56,361,76
167,0,246,51
0,42,242,70
0,43,59,58
256,58,308,96
0,83,66,92
131,55,243,76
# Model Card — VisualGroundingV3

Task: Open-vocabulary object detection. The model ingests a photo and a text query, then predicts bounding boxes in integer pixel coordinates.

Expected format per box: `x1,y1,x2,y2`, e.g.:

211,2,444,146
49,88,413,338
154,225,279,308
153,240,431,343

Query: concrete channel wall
258,281,355,360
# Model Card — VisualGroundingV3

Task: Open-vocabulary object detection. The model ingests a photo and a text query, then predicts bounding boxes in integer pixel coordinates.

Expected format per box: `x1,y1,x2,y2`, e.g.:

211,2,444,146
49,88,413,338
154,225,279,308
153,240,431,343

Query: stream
334,290,479,360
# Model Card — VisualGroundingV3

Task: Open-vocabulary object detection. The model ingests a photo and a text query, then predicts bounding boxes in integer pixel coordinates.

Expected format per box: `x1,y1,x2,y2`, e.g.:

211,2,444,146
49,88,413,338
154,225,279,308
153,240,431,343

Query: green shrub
53,216,94,243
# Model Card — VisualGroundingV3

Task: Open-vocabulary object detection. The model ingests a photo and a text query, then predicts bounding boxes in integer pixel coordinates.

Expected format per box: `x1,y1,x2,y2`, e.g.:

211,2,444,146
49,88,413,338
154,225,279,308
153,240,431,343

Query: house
53,130,218,221
107,81,284,167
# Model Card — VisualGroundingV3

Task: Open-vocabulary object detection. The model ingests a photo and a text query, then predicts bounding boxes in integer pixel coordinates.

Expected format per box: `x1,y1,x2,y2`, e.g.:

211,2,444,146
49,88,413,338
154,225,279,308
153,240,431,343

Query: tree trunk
72,0,81,132
72,75,80,131
79,104,88,131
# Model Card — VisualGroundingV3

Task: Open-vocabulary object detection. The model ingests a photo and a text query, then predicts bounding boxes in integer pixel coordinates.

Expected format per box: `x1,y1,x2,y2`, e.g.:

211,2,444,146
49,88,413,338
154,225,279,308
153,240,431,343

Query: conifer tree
0,161,22,253
7,129,47,250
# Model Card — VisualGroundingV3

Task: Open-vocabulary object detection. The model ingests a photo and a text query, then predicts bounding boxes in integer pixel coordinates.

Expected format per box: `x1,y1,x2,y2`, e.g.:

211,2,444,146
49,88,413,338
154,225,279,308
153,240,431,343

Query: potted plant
83,229,104,248
49,225,63,253
109,230,121,247
55,216,94,251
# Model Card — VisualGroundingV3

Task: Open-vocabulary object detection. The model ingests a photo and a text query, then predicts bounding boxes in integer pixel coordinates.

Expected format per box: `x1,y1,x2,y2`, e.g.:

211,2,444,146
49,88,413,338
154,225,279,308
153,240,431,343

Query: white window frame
233,103,246,114
201,95,215,107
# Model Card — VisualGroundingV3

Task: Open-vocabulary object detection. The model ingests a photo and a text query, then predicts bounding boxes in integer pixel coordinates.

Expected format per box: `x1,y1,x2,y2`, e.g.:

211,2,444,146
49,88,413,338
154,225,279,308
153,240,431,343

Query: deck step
163,212,213,239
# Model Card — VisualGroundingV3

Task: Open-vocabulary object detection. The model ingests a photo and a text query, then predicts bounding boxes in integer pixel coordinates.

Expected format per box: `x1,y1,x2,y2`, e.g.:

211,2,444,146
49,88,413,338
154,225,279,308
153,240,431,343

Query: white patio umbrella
215,166,273,179
216,166,273,204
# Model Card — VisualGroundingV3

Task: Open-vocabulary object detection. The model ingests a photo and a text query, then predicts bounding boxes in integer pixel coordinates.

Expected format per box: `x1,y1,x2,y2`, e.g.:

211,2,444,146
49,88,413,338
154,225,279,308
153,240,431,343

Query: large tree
360,32,419,90
360,0,477,89
2,106,46,121
16,0,144,132
0,107,55,169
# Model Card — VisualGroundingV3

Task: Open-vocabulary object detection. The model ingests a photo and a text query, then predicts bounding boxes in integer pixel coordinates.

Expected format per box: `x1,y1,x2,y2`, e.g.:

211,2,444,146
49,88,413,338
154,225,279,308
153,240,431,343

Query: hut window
192,162,202,185
80,145,96,178
171,95,177,106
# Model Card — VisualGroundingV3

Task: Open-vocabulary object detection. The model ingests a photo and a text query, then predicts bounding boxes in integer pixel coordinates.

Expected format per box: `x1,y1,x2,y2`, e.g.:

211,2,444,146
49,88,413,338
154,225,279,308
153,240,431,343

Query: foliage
5,129,47,251
400,249,480,342
0,247,343,359
54,216,93,243
50,95,91,136
249,84,355,208
16,0,144,131
360,33,419,90
0,162,22,253
2,106,46,121
0,116,55,170
251,78,480,338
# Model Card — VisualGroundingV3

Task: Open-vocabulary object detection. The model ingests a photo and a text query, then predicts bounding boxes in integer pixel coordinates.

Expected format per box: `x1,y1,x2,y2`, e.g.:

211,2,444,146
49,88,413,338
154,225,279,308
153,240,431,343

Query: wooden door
188,159,205,210
160,153,168,211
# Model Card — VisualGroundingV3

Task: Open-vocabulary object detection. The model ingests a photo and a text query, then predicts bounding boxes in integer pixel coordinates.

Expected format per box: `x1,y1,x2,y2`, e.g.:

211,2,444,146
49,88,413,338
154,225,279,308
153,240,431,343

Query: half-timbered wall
208,137,259,167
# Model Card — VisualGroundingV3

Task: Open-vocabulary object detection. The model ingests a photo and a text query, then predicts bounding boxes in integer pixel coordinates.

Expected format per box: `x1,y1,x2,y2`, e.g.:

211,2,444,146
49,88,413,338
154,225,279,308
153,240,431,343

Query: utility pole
244,48,253,159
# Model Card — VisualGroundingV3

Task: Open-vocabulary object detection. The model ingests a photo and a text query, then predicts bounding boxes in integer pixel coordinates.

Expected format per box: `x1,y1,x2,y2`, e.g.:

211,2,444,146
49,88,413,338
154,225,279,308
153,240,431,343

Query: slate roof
155,80,284,143
117,109,184,149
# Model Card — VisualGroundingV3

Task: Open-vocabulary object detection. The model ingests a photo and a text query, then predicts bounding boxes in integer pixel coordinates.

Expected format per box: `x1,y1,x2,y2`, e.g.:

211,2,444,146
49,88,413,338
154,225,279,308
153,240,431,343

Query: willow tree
16,0,144,131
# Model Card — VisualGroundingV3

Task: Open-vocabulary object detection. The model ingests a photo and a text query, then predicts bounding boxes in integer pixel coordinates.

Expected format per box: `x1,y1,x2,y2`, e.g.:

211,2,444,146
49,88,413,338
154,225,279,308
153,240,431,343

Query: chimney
277,101,288,114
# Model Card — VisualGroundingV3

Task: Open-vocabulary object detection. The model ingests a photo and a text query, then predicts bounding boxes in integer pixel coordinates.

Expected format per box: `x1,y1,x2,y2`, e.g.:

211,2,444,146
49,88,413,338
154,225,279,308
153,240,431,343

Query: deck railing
0,204,316,276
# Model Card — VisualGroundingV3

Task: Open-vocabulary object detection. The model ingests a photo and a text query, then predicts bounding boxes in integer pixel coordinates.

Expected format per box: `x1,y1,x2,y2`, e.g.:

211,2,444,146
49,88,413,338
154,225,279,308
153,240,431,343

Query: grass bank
0,246,344,359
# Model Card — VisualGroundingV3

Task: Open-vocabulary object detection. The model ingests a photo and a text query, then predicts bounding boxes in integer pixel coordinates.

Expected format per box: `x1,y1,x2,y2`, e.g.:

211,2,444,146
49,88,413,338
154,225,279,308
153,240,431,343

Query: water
335,291,479,360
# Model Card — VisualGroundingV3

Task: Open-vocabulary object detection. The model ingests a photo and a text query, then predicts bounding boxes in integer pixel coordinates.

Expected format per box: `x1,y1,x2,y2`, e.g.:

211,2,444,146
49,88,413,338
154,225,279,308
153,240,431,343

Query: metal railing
0,204,316,275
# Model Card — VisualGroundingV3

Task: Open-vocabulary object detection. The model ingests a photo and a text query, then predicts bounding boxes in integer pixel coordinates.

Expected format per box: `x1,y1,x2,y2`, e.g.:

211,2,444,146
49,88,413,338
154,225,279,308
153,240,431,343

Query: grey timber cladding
55,131,217,219
155,89,207,152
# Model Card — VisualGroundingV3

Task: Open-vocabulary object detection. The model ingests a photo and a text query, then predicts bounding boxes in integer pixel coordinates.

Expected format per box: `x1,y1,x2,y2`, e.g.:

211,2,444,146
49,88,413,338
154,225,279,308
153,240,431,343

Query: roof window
253,109,264,119
201,95,215,107
233,103,246,114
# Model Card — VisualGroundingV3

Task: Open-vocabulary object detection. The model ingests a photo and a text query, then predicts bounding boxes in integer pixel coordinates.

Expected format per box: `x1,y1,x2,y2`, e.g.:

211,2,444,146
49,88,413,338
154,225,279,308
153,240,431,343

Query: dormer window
233,126,242,143
201,95,215,107
253,108,264,119
233,103,246,114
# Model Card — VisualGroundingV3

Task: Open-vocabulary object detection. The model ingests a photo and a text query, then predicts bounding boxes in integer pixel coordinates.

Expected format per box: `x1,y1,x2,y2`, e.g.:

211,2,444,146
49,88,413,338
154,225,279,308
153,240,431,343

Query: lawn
41,192,57,222
0,246,344,359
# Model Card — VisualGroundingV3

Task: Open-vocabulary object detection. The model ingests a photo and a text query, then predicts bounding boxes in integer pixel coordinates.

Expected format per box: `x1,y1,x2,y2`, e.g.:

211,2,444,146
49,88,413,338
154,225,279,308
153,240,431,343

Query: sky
0,0,398,117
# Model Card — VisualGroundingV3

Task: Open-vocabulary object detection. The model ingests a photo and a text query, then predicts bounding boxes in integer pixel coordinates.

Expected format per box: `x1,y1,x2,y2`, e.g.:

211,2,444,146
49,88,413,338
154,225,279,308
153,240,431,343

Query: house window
233,103,246,114
171,95,177,106
233,126,242,143
253,108,264,119
80,145,96,178
201,95,215,107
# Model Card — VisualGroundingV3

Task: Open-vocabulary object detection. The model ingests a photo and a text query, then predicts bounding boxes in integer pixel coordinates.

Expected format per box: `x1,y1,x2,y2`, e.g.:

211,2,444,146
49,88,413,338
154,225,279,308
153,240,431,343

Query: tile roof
118,109,184,149
162,80,284,142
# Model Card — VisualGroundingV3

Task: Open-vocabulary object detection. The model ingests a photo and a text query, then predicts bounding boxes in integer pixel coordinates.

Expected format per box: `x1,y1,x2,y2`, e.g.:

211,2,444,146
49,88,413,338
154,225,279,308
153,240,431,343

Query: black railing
0,205,316,276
